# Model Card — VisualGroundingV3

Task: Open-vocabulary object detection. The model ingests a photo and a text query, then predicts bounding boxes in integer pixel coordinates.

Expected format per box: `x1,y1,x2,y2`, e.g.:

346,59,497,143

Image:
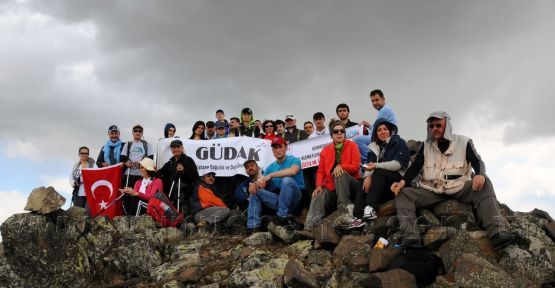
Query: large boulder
283,258,320,288
333,234,373,272
452,253,516,287
373,268,417,288
497,213,555,284
24,186,66,214
438,230,483,272
433,200,475,228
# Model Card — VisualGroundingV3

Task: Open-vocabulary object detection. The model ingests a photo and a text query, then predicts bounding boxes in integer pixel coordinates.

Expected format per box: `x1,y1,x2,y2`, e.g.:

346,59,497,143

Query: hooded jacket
164,123,176,138
364,118,410,178
402,111,486,194
239,112,260,137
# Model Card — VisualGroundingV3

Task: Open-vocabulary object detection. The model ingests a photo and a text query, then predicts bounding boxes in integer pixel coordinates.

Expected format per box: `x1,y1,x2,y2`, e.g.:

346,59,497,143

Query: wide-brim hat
139,158,156,171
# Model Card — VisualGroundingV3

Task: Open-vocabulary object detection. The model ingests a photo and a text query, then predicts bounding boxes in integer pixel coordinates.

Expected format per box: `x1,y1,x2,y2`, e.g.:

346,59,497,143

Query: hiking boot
246,228,259,235
490,231,525,250
347,218,366,230
271,215,289,227
362,205,377,221
267,222,298,244
196,219,209,229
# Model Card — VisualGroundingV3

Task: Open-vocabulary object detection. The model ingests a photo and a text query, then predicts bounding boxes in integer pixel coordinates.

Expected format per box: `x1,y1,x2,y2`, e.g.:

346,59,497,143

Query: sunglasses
204,174,215,178
332,129,346,134
79,152,89,155
265,125,274,128
133,129,143,133
428,123,443,129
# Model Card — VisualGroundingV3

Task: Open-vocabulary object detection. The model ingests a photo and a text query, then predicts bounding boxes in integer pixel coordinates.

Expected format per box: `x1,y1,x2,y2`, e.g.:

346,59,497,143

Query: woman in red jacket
304,120,361,231
120,157,163,215
260,120,278,141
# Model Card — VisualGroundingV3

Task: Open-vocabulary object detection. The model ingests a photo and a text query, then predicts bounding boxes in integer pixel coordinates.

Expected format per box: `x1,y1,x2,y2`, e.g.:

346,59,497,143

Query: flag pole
91,192,125,219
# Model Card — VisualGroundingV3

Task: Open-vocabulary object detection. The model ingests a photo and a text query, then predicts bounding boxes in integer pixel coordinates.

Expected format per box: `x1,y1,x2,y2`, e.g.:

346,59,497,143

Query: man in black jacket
158,139,200,212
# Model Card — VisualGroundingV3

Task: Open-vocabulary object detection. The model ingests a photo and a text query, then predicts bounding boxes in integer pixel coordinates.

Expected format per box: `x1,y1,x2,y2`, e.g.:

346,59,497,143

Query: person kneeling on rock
189,171,230,229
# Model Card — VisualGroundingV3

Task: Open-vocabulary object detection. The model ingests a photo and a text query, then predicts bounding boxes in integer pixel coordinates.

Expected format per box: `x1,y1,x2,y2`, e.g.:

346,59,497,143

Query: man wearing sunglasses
305,120,361,231
391,111,523,250
121,124,154,215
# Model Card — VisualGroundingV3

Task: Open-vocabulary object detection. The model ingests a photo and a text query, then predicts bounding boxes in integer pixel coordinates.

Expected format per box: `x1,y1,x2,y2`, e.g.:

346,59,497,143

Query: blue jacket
367,118,410,169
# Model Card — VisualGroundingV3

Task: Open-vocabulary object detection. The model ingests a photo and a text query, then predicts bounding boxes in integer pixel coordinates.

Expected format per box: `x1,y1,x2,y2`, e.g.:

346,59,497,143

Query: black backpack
387,245,445,286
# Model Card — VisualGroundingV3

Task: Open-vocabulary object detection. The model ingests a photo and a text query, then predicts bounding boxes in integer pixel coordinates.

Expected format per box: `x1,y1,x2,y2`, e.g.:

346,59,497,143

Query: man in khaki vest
391,111,523,250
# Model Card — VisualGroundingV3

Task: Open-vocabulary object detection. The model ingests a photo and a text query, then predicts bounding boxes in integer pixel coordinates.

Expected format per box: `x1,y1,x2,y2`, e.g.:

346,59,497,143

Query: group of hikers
70,89,522,251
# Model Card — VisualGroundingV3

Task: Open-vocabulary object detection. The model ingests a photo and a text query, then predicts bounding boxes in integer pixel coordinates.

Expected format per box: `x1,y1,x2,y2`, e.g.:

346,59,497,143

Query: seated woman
189,121,207,140
349,118,410,228
260,120,277,140
70,146,96,208
120,157,163,215
189,171,230,228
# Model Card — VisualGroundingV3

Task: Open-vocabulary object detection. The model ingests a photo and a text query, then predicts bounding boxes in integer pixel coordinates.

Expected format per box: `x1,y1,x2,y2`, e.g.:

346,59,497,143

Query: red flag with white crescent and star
82,163,123,219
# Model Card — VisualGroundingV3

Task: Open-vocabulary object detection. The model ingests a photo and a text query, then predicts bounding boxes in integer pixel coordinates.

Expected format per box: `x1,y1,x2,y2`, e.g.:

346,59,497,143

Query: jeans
352,135,372,163
247,177,302,229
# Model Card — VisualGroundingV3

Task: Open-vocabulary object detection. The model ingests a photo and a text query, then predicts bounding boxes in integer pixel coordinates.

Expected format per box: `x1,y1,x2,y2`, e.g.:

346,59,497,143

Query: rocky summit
1,187,555,287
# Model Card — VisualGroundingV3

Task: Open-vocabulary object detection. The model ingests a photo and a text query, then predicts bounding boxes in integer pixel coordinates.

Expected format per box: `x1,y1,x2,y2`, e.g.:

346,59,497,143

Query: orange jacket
316,139,361,191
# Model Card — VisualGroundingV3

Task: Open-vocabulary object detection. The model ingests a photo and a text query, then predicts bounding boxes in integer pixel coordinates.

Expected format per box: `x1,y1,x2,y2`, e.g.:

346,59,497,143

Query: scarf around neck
104,139,122,165
334,142,344,163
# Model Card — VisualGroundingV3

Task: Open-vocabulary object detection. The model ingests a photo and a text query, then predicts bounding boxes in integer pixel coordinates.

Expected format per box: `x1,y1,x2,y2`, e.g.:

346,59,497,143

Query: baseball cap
215,121,226,129
271,137,287,146
203,171,216,177
285,114,295,121
216,109,224,114
242,107,252,115
170,139,183,147
132,124,143,131
206,121,215,128
108,125,119,132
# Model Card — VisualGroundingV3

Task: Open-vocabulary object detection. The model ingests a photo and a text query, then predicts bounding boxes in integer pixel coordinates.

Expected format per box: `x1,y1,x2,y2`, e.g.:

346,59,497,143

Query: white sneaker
363,205,377,220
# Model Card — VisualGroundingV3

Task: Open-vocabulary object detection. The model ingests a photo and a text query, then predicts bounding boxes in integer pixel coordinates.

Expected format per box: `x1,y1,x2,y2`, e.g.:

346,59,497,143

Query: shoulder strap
127,141,132,157
141,140,148,158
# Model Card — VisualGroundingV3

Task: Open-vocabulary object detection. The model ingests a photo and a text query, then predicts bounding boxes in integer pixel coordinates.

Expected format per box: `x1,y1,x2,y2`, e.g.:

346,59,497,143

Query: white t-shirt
309,127,330,138
122,140,154,176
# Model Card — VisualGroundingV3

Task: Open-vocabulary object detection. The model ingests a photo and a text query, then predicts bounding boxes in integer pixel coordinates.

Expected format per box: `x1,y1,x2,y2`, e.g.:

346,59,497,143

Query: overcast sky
1,0,554,226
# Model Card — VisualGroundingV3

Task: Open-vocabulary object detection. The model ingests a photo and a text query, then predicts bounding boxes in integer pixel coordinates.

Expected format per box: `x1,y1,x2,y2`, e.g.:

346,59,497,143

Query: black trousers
122,175,142,216
354,169,402,219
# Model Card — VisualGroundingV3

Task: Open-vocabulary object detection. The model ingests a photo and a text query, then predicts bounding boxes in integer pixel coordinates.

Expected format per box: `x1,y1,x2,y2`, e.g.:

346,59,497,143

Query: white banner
156,125,364,176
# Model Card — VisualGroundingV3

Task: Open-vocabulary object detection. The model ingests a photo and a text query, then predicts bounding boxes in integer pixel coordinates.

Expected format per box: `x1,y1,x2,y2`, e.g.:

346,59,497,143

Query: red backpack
147,191,184,228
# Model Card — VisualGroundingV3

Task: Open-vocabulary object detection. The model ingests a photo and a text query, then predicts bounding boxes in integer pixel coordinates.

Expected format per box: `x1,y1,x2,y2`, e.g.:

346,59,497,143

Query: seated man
305,120,361,231
247,137,305,232
189,171,230,228
391,111,522,250
235,159,262,211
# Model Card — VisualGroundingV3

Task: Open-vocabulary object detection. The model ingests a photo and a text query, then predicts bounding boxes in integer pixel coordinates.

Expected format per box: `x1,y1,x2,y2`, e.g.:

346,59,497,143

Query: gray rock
0,246,24,288
325,269,381,288
243,232,273,246
373,268,417,288
283,258,320,288
438,230,483,272
333,234,373,272
498,212,555,284
423,226,457,250
229,249,288,288
418,208,441,227
433,200,475,228
287,240,313,259
452,253,515,287
267,222,298,244
24,186,66,214
427,275,458,287
530,208,554,222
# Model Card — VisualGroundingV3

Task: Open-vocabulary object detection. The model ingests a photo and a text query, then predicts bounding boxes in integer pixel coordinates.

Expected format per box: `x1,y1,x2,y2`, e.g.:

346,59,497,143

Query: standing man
96,125,124,167
275,120,286,139
309,112,329,138
205,121,216,140
229,117,240,137
158,139,200,212
239,107,260,137
390,111,522,250
335,103,358,128
355,89,399,163
247,137,305,232
121,124,154,215
305,120,361,231
284,114,308,144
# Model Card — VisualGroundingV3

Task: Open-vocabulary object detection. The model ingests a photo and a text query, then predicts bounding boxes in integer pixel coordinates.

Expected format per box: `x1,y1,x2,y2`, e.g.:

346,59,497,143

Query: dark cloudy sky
1,0,554,224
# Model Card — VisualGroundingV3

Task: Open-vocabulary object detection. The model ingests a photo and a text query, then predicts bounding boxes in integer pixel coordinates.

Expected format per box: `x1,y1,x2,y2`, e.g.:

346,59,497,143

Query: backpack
147,191,184,228
127,140,149,159
387,245,445,286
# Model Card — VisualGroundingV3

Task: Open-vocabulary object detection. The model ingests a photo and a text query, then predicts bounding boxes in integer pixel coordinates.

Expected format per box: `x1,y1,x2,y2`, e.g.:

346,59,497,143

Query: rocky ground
1,187,555,288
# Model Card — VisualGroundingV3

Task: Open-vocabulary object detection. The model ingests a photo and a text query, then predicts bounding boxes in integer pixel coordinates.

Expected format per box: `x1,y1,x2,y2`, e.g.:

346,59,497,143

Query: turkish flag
82,164,123,218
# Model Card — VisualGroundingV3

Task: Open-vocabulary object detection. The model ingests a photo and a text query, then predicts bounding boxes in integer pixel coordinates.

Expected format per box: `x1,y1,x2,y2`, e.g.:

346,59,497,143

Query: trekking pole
168,180,176,198
177,178,181,212
91,192,126,218
125,171,130,187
